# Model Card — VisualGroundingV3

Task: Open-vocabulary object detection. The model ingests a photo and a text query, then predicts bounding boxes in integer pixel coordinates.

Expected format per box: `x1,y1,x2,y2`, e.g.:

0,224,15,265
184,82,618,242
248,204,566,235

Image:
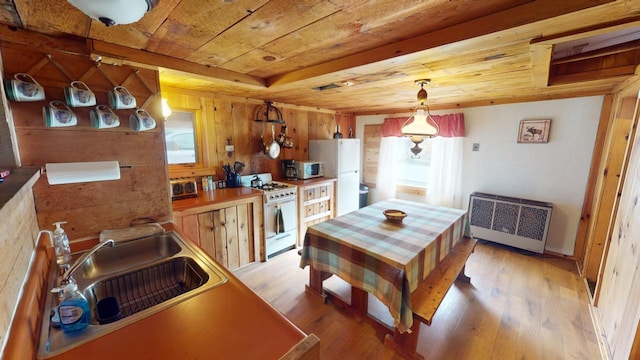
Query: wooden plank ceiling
1,0,640,114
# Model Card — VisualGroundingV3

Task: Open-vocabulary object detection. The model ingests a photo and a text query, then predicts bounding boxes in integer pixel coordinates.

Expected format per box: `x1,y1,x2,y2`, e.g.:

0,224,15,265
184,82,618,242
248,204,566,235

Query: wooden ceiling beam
0,25,88,56
531,44,553,88
0,25,267,89
88,40,266,89
266,0,615,88
551,41,640,65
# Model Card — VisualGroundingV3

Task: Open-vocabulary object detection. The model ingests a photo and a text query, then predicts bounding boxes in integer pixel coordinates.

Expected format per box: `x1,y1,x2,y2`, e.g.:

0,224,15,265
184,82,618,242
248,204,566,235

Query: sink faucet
60,239,115,284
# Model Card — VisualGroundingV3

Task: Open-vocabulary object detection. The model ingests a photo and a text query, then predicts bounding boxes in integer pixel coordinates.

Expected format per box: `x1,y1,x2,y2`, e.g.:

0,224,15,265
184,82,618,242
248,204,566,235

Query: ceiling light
67,0,158,27
401,79,439,158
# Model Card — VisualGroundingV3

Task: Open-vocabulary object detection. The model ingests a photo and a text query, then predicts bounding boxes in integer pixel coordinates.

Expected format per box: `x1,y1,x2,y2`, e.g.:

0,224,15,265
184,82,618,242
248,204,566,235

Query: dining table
299,198,469,358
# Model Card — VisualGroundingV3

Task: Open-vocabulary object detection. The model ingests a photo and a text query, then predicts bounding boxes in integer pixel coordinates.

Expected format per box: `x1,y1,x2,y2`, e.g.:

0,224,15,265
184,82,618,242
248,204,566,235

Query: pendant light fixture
401,79,439,158
67,0,158,27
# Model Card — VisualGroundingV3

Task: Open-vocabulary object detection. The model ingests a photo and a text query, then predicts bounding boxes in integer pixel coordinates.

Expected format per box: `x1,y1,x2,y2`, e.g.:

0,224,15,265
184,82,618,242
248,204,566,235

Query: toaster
170,178,198,200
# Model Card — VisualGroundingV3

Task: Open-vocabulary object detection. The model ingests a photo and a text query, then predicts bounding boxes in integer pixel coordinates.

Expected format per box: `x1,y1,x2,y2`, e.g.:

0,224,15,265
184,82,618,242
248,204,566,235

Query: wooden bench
384,236,478,360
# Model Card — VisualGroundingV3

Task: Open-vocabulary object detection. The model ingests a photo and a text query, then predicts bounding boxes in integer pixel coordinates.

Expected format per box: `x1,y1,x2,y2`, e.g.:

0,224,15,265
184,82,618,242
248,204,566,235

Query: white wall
356,96,603,255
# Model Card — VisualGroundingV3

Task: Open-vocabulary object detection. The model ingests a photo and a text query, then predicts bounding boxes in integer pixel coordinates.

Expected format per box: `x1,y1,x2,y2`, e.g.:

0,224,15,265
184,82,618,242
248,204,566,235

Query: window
396,137,432,187
165,110,198,165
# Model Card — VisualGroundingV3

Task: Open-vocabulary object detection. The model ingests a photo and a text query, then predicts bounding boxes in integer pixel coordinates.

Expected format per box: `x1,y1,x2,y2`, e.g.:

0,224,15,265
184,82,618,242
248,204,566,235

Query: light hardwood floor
233,241,601,360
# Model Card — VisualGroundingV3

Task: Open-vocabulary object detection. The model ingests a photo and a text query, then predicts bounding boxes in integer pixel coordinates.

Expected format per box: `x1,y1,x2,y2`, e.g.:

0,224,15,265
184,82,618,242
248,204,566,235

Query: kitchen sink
77,234,182,280
37,231,228,359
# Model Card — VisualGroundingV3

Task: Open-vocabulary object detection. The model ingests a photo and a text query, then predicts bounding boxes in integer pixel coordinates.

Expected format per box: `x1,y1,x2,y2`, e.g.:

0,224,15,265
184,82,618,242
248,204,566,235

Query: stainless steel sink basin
84,257,207,324
77,234,182,280
37,231,228,359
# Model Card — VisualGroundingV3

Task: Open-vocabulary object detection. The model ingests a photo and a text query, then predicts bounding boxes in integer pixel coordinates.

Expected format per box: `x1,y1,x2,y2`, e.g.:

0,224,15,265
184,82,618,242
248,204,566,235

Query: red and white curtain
376,113,465,208
428,113,465,208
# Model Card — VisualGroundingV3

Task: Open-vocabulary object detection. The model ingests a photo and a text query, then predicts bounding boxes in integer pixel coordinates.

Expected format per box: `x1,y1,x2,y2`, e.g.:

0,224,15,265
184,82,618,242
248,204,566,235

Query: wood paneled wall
0,172,40,353
2,44,170,239
581,97,636,282
162,87,355,180
595,78,640,359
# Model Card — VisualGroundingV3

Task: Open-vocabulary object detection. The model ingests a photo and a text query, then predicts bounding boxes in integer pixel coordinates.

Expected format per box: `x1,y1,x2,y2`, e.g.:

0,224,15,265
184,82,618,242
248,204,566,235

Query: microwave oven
295,161,324,179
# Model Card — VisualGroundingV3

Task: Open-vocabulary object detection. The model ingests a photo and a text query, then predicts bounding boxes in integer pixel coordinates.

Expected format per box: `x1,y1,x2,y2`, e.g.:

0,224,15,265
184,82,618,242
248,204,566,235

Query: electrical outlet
472,143,480,151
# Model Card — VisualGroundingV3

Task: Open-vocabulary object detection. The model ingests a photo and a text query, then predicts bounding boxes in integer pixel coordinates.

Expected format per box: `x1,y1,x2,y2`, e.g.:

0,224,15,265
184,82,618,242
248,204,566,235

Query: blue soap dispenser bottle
56,279,91,333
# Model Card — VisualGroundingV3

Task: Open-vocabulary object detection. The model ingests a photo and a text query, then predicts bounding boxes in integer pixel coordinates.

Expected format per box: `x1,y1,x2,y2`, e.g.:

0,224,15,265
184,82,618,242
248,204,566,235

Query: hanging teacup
129,108,156,132
109,86,137,109
91,105,120,129
4,73,46,102
64,81,96,107
43,101,77,127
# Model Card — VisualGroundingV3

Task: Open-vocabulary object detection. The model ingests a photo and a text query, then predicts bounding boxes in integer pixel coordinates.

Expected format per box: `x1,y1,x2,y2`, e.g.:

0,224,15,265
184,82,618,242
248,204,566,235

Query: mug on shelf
43,100,77,127
108,86,136,110
129,108,156,132
91,105,120,129
64,81,96,107
4,73,46,102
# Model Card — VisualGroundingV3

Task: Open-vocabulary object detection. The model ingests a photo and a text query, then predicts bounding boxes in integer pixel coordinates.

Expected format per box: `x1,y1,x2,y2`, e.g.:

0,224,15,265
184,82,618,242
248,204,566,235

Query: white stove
240,173,298,259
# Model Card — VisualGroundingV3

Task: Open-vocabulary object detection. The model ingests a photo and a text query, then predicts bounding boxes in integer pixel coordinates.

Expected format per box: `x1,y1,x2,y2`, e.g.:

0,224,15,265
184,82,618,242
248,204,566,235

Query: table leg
350,286,368,316
383,317,424,360
305,264,331,303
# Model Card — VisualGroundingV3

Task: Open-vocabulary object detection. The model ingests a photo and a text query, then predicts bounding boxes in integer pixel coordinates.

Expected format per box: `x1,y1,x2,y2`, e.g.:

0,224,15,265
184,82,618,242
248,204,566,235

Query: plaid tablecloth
299,199,467,332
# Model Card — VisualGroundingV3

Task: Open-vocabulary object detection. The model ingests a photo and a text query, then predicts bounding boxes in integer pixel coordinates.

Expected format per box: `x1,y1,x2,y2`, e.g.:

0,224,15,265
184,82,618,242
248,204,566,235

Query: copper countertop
172,187,263,213
276,177,336,187
45,223,307,360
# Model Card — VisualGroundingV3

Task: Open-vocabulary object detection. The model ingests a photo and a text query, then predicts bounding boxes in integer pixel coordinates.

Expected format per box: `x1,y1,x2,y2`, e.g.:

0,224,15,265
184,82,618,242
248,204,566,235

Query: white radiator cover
468,192,553,254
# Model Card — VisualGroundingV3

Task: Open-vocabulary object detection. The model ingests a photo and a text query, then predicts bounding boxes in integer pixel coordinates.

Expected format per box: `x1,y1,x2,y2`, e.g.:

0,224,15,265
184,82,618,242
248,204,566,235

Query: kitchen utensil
233,161,245,174
90,104,120,129
64,81,96,107
250,175,263,188
4,73,45,102
42,101,77,127
261,124,281,159
108,86,137,109
278,125,294,148
129,108,156,132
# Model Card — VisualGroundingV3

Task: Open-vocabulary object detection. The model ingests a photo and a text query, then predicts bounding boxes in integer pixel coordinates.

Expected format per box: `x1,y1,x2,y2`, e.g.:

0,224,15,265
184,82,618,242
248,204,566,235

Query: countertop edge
5,222,316,360
0,167,41,209
171,187,264,214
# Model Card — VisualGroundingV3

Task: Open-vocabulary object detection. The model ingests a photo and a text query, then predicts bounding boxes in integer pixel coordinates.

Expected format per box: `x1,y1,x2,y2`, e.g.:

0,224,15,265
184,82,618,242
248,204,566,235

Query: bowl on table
383,209,407,223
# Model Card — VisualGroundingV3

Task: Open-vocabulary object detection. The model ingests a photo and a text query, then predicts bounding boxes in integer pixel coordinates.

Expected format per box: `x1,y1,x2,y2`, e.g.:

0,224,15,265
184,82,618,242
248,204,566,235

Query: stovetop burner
258,182,289,191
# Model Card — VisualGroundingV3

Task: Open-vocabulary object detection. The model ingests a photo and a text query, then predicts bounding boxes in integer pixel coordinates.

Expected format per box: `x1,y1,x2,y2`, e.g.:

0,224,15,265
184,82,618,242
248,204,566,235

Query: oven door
265,199,297,238
265,199,298,257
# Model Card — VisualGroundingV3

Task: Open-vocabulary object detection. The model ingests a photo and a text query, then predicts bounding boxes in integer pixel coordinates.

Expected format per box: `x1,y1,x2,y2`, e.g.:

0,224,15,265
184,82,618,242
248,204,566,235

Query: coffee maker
282,159,297,180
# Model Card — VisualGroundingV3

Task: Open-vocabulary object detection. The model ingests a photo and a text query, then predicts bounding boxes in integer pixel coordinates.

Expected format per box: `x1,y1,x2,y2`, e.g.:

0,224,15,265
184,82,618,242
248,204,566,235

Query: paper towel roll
46,161,121,185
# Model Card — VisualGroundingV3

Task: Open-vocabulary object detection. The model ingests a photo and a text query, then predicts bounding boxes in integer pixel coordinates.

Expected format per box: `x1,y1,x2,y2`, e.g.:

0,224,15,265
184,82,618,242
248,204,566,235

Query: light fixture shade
67,0,158,27
401,109,439,138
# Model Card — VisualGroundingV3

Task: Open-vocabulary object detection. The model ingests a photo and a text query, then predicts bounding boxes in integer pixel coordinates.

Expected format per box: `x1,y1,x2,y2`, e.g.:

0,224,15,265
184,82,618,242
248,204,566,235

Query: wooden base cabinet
174,195,264,270
297,179,336,246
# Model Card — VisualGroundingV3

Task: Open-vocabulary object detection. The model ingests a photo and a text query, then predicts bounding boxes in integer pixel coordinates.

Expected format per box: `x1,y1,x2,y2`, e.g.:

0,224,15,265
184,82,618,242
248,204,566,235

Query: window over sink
165,110,198,165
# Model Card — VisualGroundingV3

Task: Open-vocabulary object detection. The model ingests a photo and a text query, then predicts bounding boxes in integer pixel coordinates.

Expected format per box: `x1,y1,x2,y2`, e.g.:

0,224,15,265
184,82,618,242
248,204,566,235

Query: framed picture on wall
518,119,551,143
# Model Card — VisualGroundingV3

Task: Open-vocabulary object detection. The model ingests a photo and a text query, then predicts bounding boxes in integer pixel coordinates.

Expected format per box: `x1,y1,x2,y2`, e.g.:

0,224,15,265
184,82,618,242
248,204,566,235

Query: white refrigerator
309,139,361,216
